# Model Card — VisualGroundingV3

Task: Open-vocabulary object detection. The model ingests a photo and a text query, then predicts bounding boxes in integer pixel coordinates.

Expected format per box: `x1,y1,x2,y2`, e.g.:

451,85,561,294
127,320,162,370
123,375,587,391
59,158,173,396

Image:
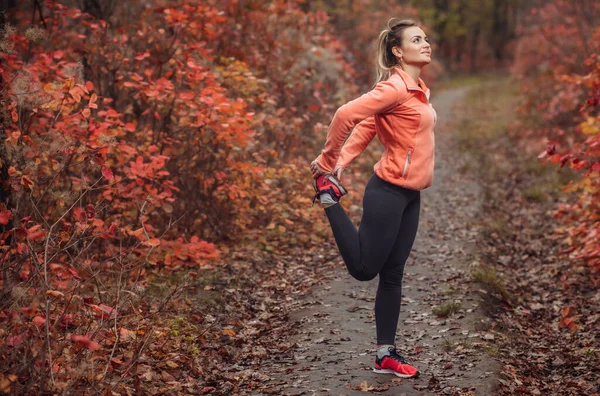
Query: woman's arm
336,116,377,171
314,80,401,173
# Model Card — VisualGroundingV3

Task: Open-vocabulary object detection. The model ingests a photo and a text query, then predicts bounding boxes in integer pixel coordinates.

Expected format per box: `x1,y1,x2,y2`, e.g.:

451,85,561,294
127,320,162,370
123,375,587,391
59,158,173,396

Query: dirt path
261,86,501,395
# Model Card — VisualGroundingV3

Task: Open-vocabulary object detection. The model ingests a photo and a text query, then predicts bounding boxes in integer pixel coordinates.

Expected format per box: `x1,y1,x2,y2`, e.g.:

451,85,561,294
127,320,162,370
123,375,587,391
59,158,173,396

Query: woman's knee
349,267,379,281
380,266,405,286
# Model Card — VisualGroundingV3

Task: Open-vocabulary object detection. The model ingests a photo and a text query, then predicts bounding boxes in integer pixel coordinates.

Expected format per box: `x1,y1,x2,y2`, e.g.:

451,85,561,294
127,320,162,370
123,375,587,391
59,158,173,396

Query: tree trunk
469,23,480,72
79,0,116,20
0,0,17,26
432,0,450,62
492,0,509,63
0,0,17,233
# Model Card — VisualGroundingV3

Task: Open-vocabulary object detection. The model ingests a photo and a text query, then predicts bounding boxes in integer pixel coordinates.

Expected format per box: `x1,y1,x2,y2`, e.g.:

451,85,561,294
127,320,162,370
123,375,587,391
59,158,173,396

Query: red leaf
72,335,101,351
26,225,46,241
111,357,127,366
102,166,114,180
180,91,195,100
49,263,64,272
46,290,65,299
85,204,96,220
592,162,600,171
68,266,82,280
144,238,161,247
0,209,11,225
73,207,86,222
93,154,105,166
98,304,117,317
135,52,150,61
7,333,26,347
20,176,34,190
32,316,46,326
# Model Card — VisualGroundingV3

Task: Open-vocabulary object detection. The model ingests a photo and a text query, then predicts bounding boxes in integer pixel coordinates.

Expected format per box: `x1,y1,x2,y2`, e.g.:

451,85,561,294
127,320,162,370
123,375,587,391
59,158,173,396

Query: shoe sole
372,368,420,378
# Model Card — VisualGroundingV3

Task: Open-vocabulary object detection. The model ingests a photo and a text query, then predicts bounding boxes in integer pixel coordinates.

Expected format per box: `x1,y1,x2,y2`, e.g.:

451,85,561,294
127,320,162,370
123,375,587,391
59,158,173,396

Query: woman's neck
400,64,421,87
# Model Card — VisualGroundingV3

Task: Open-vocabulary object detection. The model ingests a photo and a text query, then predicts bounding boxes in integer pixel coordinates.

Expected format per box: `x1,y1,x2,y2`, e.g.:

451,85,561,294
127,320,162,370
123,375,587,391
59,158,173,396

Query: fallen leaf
46,290,65,299
72,335,101,351
160,370,175,382
166,361,179,369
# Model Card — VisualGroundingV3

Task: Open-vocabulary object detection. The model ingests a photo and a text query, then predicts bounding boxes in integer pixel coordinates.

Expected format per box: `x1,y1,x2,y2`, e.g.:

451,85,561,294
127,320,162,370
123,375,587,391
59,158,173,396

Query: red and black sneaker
373,346,420,378
312,174,348,205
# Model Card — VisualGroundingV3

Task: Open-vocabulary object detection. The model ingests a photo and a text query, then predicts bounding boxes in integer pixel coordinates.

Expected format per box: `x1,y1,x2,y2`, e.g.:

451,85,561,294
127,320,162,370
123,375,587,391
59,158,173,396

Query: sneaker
312,174,348,205
373,346,420,378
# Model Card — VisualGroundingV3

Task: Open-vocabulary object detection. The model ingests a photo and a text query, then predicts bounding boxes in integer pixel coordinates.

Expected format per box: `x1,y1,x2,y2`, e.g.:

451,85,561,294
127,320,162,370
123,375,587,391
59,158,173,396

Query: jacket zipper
402,149,412,178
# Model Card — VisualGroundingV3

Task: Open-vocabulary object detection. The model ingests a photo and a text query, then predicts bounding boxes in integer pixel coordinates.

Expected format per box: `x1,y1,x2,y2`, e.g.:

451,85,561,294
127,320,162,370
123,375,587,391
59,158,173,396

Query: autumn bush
512,0,600,271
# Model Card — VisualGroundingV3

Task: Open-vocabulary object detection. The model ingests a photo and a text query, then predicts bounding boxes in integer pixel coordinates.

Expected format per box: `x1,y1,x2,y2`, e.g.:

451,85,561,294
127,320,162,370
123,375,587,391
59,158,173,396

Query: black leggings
324,173,420,345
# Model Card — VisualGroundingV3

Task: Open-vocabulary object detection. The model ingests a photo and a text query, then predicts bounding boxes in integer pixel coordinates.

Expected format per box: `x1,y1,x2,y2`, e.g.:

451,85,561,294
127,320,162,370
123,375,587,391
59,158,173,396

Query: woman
310,19,436,379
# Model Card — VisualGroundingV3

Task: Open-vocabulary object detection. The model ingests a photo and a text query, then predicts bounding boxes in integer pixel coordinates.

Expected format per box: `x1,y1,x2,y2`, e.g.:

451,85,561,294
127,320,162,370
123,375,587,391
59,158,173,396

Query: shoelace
387,352,408,364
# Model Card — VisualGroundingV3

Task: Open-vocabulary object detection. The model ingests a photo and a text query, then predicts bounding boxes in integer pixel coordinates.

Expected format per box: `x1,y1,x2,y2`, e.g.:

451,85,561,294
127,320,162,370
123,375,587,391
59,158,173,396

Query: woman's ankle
376,344,395,358
319,193,338,208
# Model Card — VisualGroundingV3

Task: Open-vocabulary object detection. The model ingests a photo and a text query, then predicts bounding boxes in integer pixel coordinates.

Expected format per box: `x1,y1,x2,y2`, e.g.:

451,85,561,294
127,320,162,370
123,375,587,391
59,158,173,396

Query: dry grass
433,301,462,318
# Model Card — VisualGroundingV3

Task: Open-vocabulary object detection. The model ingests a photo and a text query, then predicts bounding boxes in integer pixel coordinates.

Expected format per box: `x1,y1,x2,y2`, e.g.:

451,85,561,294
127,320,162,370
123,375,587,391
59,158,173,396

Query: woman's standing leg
375,192,420,345
371,191,421,378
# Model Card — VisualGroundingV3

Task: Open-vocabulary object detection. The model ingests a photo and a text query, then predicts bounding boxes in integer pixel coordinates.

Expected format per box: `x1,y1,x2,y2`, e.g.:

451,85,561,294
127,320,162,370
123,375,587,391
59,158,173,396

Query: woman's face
394,26,432,66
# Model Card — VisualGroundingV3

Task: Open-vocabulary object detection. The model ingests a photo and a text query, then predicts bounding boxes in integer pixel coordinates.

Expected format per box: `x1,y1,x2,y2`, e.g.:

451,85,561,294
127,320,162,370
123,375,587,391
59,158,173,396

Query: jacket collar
392,66,430,99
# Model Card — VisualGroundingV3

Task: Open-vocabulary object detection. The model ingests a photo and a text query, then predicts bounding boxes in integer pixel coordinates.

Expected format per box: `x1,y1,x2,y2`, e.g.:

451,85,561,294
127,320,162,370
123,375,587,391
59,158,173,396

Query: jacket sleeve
336,116,377,169
314,80,401,172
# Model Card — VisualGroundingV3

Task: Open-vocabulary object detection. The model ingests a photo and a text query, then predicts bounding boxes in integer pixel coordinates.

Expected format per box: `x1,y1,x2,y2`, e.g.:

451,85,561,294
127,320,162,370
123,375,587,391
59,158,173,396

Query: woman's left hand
310,160,325,179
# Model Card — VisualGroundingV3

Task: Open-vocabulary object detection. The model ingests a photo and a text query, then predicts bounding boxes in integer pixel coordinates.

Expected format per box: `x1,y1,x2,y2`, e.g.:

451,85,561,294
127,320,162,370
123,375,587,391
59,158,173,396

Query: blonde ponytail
374,18,418,84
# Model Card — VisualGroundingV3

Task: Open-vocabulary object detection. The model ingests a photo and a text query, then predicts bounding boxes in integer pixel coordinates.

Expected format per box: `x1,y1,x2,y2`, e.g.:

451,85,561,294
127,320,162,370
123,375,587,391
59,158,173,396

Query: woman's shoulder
384,74,410,103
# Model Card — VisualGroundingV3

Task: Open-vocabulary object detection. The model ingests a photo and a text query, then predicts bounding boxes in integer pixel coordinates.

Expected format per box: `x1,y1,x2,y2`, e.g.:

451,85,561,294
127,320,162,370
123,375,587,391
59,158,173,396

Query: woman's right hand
333,166,344,181
311,160,344,181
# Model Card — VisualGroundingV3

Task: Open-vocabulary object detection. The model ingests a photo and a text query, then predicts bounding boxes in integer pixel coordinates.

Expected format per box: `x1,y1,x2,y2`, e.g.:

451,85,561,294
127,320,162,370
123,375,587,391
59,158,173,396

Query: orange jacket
315,66,437,191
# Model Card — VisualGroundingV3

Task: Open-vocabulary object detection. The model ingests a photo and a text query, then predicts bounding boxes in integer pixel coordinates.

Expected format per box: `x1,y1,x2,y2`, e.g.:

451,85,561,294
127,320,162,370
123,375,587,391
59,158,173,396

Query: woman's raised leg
324,174,418,281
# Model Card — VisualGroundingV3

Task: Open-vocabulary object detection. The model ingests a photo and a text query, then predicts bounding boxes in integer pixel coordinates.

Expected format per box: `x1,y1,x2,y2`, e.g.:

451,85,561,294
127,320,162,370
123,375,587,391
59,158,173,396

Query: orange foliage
513,1,600,270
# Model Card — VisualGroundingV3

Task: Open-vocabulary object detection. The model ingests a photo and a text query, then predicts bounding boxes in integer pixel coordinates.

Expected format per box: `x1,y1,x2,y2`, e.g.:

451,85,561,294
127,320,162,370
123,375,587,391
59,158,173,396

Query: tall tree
78,0,116,20
0,0,17,234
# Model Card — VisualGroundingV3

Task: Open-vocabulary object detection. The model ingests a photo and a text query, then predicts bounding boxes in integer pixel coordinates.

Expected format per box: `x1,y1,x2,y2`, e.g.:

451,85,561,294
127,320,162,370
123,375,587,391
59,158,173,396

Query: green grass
486,345,501,357
583,349,596,357
433,301,462,318
441,339,478,353
441,288,459,295
523,185,547,202
454,76,576,205
471,267,509,301
441,338,454,352
485,216,511,239
435,71,508,92
520,159,575,203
